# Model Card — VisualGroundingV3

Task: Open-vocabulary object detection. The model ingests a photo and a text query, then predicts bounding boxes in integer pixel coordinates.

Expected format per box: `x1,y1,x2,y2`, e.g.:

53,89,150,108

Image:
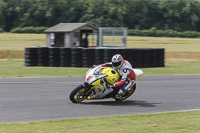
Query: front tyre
69,84,87,103
114,83,136,101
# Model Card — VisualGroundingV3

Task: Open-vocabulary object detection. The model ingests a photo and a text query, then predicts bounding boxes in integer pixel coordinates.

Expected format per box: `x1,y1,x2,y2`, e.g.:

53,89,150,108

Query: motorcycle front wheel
114,83,136,101
69,84,87,103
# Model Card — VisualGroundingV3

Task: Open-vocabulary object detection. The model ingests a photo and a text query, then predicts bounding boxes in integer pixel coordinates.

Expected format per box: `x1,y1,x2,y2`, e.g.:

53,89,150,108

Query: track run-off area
0,75,200,123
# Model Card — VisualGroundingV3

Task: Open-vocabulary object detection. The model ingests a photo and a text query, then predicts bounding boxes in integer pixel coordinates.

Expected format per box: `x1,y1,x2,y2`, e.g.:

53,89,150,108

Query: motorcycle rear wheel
69,84,87,103
114,83,136,101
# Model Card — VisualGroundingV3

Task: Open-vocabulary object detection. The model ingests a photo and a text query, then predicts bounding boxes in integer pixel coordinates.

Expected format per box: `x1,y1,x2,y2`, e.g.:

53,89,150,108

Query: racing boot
115,89,126,99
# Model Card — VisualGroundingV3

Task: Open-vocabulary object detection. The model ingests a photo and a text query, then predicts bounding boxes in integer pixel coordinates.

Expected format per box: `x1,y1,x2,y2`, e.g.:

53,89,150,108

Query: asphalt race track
0,75,200,123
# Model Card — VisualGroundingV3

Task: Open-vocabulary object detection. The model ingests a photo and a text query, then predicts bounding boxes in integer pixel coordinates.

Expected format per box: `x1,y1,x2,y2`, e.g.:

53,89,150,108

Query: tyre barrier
82,48,95,67
103,49,115,63
25,47,165,68
71,48,82,67
94,48,104,65
123,48,142,68
60,48,71,67
49,47,60,67
25,47,38,66
38,47,49,66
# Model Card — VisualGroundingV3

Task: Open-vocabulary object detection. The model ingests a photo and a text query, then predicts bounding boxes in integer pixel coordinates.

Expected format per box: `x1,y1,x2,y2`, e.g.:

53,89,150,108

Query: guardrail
25,47,164,68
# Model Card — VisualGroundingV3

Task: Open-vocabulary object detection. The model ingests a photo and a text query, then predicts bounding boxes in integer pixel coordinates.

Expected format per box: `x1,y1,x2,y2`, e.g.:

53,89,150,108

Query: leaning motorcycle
69,65,143,103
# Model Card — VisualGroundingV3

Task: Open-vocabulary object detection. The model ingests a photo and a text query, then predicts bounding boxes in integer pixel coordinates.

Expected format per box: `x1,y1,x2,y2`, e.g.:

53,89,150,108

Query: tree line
1,0,200,32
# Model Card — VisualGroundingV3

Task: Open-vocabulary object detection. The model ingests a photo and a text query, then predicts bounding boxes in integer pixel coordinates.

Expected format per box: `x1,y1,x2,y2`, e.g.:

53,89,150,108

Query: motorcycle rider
101,54,136,98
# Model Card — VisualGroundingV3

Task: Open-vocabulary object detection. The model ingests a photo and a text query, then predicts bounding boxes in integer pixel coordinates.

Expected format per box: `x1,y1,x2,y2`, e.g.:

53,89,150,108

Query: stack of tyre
140,48,151,68
71,48,82,67
37,47,49,66
49,47,60,67
94,48,104,65
25,47,38,66
123,48,141,68
157,48,165,67
60,48,71,67
82,48,95,67
25,47,165,68
148,48,158,67
103,49,113,63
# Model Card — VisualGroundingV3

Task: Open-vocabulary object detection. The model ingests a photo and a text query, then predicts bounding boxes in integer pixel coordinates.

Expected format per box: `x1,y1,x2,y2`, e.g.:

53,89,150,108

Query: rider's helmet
111,54,124,69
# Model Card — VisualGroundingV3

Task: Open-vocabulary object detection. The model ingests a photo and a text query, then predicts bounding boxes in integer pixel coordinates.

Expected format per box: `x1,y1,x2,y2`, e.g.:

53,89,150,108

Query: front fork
82,82,92,96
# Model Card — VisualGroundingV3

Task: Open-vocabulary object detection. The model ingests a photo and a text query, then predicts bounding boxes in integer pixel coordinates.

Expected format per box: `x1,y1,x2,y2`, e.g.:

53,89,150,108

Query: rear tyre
69,84,87,103
114,83,136,101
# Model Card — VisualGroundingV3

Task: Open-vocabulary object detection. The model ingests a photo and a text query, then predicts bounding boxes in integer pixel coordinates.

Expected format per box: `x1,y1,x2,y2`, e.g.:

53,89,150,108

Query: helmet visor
112,61,121,68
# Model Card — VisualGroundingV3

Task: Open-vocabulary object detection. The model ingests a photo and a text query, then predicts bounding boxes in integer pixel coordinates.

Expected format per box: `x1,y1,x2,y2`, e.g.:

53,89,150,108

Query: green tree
124,0,165,30
158,0,200,31
1,0,25,31
0,0,6,30
80,0,126,27
1,0,200,32
20,0,85,27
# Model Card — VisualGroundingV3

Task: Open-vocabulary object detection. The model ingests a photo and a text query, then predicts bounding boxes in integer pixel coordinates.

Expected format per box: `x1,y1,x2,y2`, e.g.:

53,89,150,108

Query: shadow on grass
80,100,160,107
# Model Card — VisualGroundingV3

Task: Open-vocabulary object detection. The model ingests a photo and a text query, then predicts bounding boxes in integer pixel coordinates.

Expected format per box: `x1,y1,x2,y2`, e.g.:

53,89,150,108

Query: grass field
0,33,45,58
127,36,200,52
0,33,45,50
1,33,200,52
0,33,200,60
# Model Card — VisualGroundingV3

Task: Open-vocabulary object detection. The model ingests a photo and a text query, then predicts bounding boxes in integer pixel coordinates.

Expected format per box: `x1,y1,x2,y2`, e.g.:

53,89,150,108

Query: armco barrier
25,47,164,68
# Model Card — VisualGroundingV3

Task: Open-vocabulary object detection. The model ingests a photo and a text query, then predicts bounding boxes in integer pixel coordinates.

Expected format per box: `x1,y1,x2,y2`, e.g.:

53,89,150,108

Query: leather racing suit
101,60,136,95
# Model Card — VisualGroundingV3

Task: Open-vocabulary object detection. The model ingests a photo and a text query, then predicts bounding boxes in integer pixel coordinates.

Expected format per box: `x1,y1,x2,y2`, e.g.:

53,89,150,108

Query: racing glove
108,84,115,88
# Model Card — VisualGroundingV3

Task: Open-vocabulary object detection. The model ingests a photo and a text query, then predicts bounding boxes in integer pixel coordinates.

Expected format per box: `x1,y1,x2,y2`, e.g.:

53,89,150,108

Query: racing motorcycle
69,65,143,103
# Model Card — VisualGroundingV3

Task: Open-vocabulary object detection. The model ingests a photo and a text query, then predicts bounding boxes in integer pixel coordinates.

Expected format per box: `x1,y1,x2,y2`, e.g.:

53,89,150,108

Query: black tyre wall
157,48,165,67
49,47,60,67
141,48,150,68
82,48,95,67
124,48,142,68
25,47,38,66
60,48,71,67
71,48,82,67
24,47,165,68
94,48,104,65
37,47,49,66
103,49,115,63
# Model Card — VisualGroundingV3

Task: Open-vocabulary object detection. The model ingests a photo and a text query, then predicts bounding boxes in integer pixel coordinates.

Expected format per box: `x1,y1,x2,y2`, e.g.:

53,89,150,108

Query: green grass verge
0,50,24,59
0,60,200,78
127,36,200,53
142,61,200,75
0,60,88,78
0,111,200,133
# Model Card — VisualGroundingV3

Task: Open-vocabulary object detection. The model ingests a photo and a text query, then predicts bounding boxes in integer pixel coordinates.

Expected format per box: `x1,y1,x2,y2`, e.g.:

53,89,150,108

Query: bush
128,29,200,38
0,28,3,33
181,31,200,38
11,26,48,33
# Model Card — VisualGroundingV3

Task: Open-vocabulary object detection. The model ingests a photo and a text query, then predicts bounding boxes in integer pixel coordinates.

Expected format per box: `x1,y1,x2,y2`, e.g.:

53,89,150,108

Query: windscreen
93,67,104,75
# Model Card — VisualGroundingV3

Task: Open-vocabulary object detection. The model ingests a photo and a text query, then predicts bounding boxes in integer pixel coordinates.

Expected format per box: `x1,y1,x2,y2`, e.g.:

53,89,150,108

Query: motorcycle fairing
90,74,108,87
